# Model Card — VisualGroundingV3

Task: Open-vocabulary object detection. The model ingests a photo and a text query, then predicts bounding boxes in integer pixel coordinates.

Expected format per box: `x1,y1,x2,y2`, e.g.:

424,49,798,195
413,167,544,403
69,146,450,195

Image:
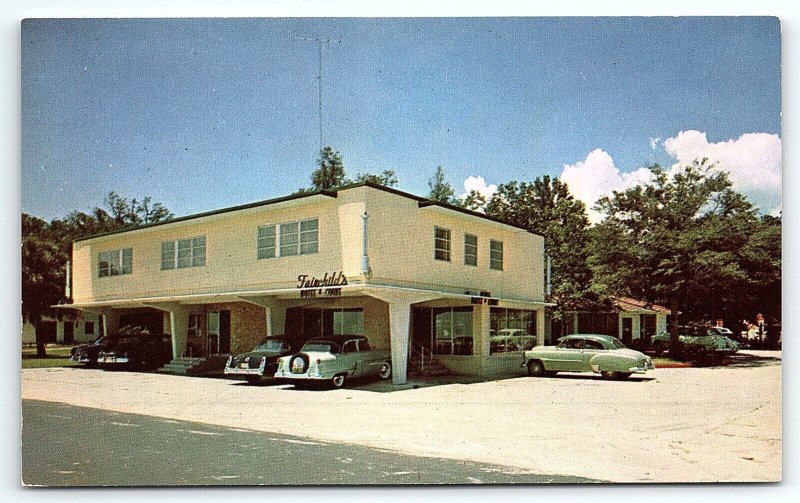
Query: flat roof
74,181,540,243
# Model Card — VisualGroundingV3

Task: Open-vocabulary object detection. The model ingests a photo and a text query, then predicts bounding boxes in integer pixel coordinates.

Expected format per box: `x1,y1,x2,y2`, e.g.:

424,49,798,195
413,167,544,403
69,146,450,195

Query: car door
581,339,605,371
549,339,586,371
341,339,360,376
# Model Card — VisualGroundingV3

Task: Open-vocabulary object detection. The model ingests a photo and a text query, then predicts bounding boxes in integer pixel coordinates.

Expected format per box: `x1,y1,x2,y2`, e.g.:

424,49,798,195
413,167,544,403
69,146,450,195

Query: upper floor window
258,218,319,259
490,240,504,271
161,236,206,270
464,234,478,266
434,226,451,261
98,248,132,277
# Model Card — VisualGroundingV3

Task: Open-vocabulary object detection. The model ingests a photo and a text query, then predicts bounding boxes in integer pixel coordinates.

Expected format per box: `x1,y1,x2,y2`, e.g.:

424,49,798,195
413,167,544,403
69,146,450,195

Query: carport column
169,306,190,359
536,309,546,346
473,302,491,371
387,301,411,385
101,309,121,338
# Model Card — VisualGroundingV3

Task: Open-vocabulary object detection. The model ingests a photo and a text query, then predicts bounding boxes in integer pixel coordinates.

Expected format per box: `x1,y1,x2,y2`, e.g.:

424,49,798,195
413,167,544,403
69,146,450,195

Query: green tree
354,169,399,187
22,193,173,356
459,190,487,211
590,160,779,353
427,166,456,204
484,176,600,324
311,146,347,190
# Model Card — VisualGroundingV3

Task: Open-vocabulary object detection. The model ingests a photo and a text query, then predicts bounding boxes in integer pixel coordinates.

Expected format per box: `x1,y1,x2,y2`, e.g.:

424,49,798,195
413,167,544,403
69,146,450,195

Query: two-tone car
224,336,297,384
274,335,391,388
522,334,654,380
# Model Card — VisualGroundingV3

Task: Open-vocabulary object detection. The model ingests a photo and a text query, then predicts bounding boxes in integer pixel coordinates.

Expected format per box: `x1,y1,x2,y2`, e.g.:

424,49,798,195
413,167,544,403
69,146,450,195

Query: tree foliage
589,160,781,351
427,166,456,204
305,147,399,191
311,146,347,190
22,193,173,356
484,176,600,319
354,169,399,187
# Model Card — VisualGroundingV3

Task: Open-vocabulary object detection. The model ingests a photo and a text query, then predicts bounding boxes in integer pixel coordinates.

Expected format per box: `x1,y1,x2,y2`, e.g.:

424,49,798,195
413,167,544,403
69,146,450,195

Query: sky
21,17,782,222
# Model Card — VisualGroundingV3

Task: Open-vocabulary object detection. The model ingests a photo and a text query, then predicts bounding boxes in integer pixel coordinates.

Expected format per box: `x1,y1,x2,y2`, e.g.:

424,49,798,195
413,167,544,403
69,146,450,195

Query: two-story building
68,182,548,384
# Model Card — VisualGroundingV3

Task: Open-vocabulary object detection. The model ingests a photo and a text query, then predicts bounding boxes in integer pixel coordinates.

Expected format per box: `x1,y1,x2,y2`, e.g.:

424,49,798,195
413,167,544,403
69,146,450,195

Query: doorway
207,310,231,355
63,321,74,344
621,317,633,345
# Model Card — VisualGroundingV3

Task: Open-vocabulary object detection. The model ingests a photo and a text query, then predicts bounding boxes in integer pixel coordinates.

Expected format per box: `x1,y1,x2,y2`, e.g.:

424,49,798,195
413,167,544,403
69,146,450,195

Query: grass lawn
21,345,80,369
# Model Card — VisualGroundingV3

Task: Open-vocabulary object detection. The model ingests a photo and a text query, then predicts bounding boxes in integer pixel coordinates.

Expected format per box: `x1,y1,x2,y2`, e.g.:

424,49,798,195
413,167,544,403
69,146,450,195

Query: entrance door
411,308,433,353
207,310,231,355
63,322,74,344
621,317,633,345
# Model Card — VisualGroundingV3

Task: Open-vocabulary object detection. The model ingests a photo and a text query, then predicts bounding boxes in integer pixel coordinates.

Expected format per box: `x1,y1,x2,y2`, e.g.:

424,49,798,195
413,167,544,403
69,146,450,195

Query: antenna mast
295,36,341,153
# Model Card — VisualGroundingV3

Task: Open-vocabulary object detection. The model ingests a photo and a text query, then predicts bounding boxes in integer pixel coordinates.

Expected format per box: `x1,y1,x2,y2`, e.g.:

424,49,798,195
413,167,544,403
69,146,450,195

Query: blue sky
21,17,782,221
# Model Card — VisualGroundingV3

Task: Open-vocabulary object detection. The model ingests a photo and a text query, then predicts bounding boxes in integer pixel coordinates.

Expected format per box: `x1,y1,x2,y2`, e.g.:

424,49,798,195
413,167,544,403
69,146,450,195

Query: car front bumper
99,356,129,364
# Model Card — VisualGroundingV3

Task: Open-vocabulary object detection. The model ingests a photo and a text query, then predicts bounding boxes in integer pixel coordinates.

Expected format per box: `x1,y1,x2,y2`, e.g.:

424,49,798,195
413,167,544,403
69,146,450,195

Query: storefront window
332,308,364,335
490,308,536,354
433,307,473,356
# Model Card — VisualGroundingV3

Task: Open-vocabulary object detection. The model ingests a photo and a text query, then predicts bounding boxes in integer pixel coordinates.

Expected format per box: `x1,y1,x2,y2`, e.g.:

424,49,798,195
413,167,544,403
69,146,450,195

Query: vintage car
490,329,536,353
69,336,109,367
274,335,391,388
97,329,173,370
522,334,654,380
651,326,740,355
224,336,298,384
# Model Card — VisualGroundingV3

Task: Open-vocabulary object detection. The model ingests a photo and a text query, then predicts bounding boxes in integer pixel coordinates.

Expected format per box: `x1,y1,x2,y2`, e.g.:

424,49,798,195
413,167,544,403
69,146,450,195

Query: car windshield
254,339,286,352
301,341,340,354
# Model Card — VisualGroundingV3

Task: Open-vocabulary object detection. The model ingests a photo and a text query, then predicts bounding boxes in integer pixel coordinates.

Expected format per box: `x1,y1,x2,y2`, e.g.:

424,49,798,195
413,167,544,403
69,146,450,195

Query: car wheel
331,374,346,388
527,360,546,377
379,362,392,379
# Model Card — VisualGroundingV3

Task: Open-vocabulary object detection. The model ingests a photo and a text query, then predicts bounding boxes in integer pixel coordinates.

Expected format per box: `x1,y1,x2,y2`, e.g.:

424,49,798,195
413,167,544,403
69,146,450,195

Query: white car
274,335,392,388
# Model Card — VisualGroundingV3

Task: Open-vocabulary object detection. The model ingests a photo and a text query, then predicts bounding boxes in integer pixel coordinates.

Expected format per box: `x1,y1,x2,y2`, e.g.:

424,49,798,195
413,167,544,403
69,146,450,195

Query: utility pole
295,36,341,155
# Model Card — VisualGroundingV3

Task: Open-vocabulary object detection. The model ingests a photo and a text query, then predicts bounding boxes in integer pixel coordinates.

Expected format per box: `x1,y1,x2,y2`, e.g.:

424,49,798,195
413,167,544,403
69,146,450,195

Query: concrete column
387,301,411,385
169,306,190,359
101,309,121,338
473,302,491,358
536,309,546,346
56,321,65,344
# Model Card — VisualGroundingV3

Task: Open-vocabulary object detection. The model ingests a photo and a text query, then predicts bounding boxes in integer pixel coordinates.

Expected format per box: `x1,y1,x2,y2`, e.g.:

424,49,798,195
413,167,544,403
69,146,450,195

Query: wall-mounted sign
297,272,348,298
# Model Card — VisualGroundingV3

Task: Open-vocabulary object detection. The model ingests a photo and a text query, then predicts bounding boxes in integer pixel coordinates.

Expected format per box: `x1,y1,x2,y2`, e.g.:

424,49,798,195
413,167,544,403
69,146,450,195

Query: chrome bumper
224,367,265,377
99,356,129,364
273,370,326,380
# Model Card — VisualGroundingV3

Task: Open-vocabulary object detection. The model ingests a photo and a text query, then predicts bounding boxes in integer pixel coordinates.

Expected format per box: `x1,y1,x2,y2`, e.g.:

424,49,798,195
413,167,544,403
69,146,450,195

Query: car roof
304,335,367,344
558,334,620,343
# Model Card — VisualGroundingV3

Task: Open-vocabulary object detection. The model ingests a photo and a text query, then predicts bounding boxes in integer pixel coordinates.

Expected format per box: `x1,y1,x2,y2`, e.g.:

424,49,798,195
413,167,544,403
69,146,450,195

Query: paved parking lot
21,350,781,483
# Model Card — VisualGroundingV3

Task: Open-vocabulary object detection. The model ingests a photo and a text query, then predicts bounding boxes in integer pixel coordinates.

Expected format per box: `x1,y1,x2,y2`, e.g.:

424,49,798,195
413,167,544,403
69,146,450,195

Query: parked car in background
97,327,173,370
69,336,109,367
522,334,654,380
651,326,740,355
224,336,298,384
274,335,391,388
490,329,536,353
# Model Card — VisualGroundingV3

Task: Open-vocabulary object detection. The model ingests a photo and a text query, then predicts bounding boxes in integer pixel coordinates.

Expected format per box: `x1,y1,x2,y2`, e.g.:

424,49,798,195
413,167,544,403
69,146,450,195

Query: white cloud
461,175,497,200
649,137,661,150
663,130,782,213
559,149,653,223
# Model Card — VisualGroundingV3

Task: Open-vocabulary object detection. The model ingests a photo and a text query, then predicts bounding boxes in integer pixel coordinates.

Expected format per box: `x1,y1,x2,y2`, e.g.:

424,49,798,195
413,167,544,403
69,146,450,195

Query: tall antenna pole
295,36,341,154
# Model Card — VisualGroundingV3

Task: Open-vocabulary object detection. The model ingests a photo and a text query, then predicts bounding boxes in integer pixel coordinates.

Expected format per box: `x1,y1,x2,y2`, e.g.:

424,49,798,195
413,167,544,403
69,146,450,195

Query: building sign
297,272,348,298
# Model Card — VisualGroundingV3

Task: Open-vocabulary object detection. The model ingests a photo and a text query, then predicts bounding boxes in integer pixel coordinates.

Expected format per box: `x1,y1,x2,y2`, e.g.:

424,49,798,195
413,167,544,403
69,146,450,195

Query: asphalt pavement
22,400,597,486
